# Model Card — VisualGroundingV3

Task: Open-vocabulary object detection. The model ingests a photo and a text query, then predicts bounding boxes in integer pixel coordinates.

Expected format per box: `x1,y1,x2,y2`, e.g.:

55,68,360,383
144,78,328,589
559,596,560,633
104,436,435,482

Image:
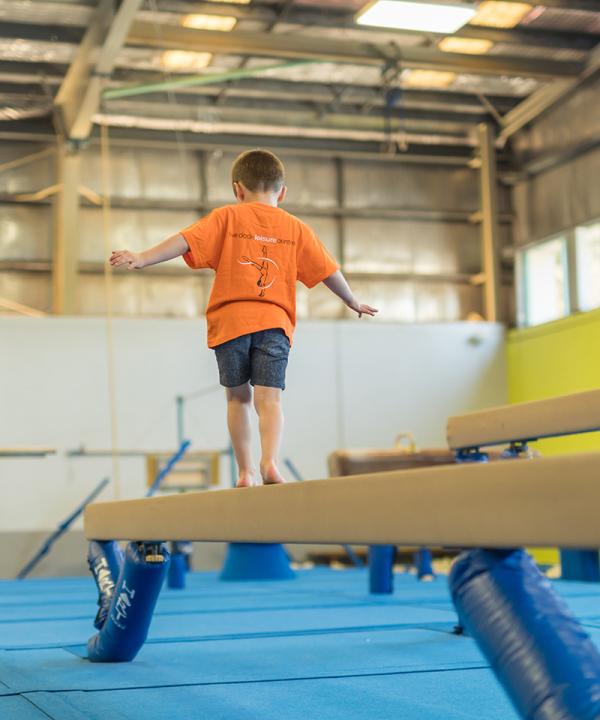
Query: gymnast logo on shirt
238,245,279,298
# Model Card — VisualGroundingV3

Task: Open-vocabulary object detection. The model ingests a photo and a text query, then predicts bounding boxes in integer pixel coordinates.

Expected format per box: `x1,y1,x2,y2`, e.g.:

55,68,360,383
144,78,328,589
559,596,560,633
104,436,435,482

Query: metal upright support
52,143,81,314
478,123,503,323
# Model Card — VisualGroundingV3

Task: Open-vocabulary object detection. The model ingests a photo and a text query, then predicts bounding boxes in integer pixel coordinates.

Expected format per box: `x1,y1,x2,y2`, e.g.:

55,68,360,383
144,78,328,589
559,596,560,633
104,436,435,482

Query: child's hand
347,298,378,319
109,249,145,270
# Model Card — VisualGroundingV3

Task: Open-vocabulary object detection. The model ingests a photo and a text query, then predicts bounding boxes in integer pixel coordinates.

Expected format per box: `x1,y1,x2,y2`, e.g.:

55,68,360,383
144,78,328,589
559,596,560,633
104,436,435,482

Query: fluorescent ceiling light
204,0,250,4
470,1,532,28
182,14,237,32
438,37,493,54
356,1,476,33
161,50,213,71
402,69,457,88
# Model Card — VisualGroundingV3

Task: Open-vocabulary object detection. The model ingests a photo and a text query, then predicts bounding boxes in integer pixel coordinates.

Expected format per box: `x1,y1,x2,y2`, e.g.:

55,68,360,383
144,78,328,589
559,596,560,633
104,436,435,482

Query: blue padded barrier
560,550,600,582
88,540,124,630
87,541,170,662
168,545,188,590
415,548,435,581
220,543,295,581
450,548,600,720
369,545,395,594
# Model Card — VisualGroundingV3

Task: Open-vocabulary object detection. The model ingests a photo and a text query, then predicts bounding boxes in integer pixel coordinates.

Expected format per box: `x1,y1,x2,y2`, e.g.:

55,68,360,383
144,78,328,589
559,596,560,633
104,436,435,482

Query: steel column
52,143,81,314
478,123,502,322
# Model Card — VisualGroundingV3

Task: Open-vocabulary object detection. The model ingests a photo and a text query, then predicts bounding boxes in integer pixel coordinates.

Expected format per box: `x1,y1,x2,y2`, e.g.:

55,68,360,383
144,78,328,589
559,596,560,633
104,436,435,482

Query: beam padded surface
85,452,600,548
447,389,600,450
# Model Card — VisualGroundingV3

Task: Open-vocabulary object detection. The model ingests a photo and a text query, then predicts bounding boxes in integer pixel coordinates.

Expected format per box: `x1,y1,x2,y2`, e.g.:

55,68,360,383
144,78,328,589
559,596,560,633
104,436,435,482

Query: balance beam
85,452,600,549
447,388,600,450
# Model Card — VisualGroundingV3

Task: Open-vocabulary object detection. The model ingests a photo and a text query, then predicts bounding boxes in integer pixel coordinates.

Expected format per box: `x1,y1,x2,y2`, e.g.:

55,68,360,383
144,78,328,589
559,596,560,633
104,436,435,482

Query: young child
110,149,377,487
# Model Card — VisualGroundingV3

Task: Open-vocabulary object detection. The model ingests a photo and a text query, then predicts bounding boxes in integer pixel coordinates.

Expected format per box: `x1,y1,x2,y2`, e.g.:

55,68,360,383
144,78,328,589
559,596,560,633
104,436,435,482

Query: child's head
231,149,286,204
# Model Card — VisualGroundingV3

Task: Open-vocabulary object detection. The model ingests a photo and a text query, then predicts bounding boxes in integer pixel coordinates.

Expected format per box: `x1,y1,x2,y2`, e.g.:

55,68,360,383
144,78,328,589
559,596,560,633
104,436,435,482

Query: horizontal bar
85,452,600,548
0,447,56,457
447,389,600,450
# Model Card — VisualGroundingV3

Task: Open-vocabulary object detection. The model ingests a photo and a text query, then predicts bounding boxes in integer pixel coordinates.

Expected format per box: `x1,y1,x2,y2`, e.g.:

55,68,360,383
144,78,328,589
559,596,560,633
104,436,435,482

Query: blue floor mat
22,667,520,720
0,696,50,719
2,568,599,719
0,627,486,693
0,601,457,650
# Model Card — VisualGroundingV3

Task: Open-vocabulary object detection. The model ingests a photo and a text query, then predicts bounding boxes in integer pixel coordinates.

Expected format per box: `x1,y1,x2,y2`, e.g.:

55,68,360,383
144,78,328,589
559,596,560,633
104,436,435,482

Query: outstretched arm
109,233,190,270
322,270,378,318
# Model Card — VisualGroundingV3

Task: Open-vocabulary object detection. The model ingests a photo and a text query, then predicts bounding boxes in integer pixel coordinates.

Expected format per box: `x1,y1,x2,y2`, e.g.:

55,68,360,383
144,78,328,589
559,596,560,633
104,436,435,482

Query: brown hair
231,149,285,193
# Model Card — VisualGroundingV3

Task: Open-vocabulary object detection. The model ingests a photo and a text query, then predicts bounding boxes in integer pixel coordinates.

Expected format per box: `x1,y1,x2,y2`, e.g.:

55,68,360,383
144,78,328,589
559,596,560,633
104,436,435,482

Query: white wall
0,317,506,534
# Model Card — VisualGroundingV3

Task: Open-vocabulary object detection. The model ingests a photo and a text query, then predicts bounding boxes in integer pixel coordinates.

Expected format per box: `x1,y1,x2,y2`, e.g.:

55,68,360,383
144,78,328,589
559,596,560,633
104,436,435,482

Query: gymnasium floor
1,565,600,719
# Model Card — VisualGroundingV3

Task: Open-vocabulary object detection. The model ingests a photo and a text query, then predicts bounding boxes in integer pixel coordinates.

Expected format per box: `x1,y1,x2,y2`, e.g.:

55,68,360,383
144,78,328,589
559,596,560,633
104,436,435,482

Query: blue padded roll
369,545,395,594
87,541,169,663
88,540,124,630
449,548,600,720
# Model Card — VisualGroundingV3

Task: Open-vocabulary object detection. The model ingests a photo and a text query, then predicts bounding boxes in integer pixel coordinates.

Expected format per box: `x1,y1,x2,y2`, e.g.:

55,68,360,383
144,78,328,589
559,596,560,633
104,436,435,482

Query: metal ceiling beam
149,1,599,49
2,14,597,52
399,0,600,8
104,94,491,126
55,0,144,141
127,22,584,79
487,0,600,9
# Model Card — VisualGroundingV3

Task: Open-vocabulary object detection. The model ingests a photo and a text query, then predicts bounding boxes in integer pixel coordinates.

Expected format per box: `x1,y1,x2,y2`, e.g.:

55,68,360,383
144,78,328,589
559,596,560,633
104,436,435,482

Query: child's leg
253,385,285,484
226,382,256,488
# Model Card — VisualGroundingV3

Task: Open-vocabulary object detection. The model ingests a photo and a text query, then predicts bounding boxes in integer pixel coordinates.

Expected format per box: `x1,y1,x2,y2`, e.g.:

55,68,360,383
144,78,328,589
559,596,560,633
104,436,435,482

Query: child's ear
233,182,244,201
278,185,287,204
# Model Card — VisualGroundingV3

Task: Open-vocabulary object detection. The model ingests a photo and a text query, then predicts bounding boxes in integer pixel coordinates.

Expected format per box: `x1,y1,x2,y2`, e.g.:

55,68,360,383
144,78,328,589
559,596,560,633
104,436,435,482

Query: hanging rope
100,122,122,499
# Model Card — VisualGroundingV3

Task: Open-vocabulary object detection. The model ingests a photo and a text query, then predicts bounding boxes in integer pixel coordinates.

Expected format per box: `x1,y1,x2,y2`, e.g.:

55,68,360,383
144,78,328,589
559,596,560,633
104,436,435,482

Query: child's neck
239,192,278,207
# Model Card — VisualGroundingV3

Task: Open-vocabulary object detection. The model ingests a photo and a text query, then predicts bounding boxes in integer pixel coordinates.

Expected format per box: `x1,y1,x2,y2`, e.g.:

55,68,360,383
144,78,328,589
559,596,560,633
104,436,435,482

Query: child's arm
322,270,378,318
109,233,190,270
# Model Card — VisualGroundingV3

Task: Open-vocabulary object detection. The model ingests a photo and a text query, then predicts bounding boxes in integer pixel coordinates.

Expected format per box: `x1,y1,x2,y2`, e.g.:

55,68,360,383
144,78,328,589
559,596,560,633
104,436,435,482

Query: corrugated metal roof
520,7,600,35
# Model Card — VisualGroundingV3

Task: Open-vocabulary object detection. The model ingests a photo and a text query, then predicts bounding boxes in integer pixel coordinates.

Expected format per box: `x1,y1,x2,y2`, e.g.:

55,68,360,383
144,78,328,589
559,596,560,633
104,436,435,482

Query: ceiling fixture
438,37,493,54
204,0,250,5
182,14,237,32
402,69,457,88
161,50,213,72
356,1,476,33
470,1,532,28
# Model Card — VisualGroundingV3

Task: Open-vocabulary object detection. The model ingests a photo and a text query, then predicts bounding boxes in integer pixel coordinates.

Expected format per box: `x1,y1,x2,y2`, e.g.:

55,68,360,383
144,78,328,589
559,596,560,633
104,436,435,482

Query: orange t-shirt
180,202,339,348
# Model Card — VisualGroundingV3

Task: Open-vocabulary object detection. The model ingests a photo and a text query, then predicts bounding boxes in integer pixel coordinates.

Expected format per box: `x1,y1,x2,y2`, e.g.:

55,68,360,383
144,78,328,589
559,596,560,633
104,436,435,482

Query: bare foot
236,469,256,488
261,461,285,485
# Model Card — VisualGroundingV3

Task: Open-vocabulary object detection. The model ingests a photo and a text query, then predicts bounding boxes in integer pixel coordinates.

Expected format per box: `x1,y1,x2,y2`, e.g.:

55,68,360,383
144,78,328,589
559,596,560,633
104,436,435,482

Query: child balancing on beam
110,149,378,487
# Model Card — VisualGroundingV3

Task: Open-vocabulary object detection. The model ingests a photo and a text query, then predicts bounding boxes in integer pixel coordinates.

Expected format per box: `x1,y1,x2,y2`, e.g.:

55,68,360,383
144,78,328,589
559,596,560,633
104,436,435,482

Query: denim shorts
214,328,291,390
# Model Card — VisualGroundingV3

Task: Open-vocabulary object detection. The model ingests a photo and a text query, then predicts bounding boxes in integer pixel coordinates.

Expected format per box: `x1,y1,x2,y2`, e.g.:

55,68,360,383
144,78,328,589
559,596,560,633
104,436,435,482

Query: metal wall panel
79,208,198,262
81,147,201,201
205,151,337,207
513,146,600,245
296,281,346,320
79,274,208,317
0,206,51,260
204,150,235,203
514,77,600,162
343,162,478,211
294,215,340,261
0,272,51,313
344,219,480,274
81,147,144,198
281,156,337,208
137,148,201,201
345,278,482,322
0,143,53,194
